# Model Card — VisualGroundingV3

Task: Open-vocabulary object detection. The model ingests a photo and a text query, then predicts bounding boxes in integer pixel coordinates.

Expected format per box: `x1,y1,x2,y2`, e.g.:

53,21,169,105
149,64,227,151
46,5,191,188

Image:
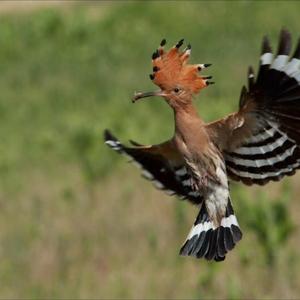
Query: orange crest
150,39,213,94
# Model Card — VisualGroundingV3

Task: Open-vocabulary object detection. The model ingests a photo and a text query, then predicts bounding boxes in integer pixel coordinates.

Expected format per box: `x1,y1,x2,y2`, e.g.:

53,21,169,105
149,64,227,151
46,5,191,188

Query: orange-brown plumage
151,39,209,94
106,31,300,261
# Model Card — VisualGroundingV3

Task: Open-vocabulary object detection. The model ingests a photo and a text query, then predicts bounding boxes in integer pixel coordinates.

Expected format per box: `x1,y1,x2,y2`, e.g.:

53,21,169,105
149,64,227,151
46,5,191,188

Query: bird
104,29,300,261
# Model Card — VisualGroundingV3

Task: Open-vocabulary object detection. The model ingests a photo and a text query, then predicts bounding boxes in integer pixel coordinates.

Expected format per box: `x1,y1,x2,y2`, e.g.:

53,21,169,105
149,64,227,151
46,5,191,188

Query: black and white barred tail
180,198,242,261
226,29,300,185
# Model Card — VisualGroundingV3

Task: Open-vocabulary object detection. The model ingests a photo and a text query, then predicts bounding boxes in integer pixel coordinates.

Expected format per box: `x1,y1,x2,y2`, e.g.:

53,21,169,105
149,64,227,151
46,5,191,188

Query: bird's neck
173,103,205,139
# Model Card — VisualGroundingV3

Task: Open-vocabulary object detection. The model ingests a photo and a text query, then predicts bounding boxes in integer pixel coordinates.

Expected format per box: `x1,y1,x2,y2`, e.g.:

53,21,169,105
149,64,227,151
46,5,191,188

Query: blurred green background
0,1,300,298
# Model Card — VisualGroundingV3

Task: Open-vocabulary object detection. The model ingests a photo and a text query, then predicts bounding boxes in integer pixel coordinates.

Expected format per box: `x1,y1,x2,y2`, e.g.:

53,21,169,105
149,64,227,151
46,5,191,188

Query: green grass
1,2,300,298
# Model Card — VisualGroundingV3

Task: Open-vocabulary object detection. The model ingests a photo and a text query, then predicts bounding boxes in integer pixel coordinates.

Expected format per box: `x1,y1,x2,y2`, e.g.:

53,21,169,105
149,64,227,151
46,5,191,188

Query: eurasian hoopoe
104,29,300,261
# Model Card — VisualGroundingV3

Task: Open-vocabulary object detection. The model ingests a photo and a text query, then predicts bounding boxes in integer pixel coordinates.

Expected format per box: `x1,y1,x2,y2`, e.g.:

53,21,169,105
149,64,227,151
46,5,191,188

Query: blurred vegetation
0,1,300,299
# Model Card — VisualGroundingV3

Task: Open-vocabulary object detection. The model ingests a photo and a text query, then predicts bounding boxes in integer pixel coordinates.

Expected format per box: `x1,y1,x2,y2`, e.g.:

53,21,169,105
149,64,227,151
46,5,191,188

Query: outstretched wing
207,29,300,185
104,130,203,204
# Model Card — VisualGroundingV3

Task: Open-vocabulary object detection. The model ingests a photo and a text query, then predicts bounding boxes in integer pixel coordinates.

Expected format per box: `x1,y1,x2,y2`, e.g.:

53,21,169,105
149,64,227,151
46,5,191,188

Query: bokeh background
1,1,300,298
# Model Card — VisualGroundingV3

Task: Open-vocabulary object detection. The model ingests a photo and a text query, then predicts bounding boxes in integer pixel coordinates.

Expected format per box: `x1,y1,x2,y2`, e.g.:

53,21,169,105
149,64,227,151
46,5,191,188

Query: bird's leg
199,174,209,187
190,177,198,191
189,171,209,192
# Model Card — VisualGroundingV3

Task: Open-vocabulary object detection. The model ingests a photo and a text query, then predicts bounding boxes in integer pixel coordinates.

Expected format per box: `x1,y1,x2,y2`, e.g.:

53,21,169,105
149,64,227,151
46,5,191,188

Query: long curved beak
132,90,165,103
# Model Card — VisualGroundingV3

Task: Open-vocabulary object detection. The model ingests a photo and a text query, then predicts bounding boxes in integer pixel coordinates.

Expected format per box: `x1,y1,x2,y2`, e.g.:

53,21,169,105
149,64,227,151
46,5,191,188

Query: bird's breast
174,125,211,158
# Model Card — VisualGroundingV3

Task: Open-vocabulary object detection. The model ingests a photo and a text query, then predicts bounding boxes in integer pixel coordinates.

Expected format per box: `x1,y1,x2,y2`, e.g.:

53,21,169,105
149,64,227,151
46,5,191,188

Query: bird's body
105,30,300,261
174,105,214,187
170,102,242,260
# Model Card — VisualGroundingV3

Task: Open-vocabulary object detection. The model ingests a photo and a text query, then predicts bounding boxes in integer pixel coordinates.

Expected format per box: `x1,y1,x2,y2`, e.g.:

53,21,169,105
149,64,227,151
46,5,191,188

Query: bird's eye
174,88,180,93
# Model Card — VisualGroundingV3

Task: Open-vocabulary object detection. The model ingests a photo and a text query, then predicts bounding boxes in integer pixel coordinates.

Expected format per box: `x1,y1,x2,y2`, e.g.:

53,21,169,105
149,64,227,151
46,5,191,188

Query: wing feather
104,130,203,204
207,29,300,185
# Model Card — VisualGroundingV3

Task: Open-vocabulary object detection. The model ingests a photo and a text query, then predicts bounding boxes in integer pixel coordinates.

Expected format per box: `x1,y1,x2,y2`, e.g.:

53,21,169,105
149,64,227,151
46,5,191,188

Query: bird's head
133,39,213,108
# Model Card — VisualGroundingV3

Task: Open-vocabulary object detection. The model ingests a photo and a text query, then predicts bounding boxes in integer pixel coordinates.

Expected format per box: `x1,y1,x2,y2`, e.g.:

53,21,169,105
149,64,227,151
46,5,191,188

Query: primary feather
105,29,300,261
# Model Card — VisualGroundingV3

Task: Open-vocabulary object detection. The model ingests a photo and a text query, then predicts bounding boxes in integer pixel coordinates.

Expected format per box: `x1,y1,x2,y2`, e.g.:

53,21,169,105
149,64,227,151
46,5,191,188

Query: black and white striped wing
212,29,300,185
104,130,203,204
225,119,300,185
